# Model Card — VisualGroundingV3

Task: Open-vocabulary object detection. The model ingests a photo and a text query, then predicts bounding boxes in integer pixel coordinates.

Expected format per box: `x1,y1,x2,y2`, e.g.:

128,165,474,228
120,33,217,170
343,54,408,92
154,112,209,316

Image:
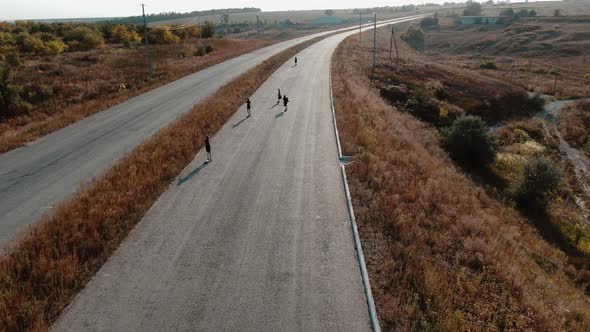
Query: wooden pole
393,28,399,63
389,26,394,61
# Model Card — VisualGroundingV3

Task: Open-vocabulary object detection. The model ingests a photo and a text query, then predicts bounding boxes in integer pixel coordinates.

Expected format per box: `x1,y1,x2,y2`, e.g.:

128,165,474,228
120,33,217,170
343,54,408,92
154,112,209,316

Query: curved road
52,16,421,331
0,16,420,245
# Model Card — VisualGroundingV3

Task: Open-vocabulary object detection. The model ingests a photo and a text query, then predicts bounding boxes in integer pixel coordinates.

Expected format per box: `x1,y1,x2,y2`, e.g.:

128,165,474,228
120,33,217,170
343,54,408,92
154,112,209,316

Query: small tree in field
554,9,561,17
325,9,334,16
0,54,28,117
516,157,561,207
201,22,215,38
442,115,495,167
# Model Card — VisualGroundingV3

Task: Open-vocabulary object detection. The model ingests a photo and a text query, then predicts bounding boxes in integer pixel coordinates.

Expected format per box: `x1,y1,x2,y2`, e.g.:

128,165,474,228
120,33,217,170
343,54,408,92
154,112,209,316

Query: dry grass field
560,100,590,158
0,37,275,153
424,16,590,99
332,23,590,330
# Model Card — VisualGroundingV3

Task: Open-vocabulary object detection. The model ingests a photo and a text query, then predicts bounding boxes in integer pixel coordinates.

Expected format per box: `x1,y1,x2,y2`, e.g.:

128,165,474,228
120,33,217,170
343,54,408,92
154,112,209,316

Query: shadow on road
275,111,285,118
269,103,279,110
232,116,250,128
177,162,208,186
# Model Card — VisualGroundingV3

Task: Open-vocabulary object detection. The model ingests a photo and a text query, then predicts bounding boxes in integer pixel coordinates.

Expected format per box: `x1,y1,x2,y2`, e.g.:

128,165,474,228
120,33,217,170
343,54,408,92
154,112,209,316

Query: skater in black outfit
283,95,289,112
277,89,282,104
294,57,298,66
205,135,212,162
245,97,252,117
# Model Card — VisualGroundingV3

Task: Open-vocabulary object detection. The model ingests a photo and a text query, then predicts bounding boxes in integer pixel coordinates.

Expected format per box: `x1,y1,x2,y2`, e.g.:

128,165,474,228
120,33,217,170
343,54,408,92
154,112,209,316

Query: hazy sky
1,0,450,21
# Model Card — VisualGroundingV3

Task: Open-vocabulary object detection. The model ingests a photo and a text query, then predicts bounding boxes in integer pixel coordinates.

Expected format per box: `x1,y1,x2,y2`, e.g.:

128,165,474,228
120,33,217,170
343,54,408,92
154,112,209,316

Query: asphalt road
0,17,417,245
52,16,421,331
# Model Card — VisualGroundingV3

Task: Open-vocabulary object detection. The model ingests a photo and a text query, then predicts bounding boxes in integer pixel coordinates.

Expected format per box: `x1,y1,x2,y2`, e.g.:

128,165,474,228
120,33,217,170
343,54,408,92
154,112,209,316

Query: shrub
463,0,482,16
401,26,424,50
442,115,495,167
479,61,497,69
420,17,439,29
0,31,16,46
554,9,561,17
19,34,47,54
45,40,67,54
110,25,141,44
516,157,561,207
194,44,214,56
529,10,537,17
148,28,180,44
64,26,104,51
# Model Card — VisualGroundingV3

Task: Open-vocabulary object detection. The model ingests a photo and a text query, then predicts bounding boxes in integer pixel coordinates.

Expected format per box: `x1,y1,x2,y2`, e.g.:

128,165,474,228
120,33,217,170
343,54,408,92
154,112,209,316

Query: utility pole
371,12,376,82
553,71,559,95
389,26,394,61
141,4,152,80
359,12,362,43
393,28,399,63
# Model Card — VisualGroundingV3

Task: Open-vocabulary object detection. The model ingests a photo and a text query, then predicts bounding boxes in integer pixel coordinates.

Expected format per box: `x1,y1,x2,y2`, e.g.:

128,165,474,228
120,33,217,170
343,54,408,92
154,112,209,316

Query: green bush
401,26,425,50
194,44,214,57
64,26,104,51
516,157,561,207
442,115,495,167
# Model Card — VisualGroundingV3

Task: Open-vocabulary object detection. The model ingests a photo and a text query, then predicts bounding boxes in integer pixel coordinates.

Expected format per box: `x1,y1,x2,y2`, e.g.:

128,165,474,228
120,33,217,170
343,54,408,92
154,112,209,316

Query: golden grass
332,31,590,330
0,38,274,153
0,34,327,331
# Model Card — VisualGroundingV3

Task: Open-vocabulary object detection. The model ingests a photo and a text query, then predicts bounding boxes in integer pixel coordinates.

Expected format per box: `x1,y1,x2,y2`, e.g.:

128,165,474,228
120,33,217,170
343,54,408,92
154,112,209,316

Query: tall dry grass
560,100,590,156
0,34,327,331
0,38,274,153
332,32,590,330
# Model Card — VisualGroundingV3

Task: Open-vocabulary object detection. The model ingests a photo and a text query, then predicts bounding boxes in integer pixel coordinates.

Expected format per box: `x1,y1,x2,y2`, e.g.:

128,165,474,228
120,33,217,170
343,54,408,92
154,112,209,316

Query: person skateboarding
245,97,252,117
294,57,298,66
205,135,212,162
277,89,282,104
283,95,289,112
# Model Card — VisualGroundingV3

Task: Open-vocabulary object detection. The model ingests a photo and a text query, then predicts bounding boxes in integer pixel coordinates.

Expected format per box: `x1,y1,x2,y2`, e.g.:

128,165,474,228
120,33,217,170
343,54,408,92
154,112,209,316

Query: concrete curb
328,59,381,332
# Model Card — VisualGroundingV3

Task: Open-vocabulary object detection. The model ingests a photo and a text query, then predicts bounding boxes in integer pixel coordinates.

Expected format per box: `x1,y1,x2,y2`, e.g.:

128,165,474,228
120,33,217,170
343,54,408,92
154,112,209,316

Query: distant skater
205,135,212,162
294,57,298,66
283,95,289,112
277,89,282,104
245,97,252,117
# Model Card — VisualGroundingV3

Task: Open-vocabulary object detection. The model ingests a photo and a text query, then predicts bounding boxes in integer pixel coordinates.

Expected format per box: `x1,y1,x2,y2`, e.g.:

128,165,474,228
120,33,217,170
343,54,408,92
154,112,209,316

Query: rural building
456,16,505,25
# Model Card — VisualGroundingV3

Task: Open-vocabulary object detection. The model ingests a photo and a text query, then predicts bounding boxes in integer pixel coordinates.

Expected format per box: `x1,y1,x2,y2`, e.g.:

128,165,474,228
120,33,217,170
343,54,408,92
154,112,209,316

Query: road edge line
329,56,381,332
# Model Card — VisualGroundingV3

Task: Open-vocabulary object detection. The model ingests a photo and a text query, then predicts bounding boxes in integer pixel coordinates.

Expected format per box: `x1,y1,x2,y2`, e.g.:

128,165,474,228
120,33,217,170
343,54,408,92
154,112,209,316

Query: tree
500,8,515,18
442,115,495,167
529,10,537,17
201,22,215,38
221,13,230,24
325,9,334,16
553,9,561,17
0,54,28,117
463,0,482,16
